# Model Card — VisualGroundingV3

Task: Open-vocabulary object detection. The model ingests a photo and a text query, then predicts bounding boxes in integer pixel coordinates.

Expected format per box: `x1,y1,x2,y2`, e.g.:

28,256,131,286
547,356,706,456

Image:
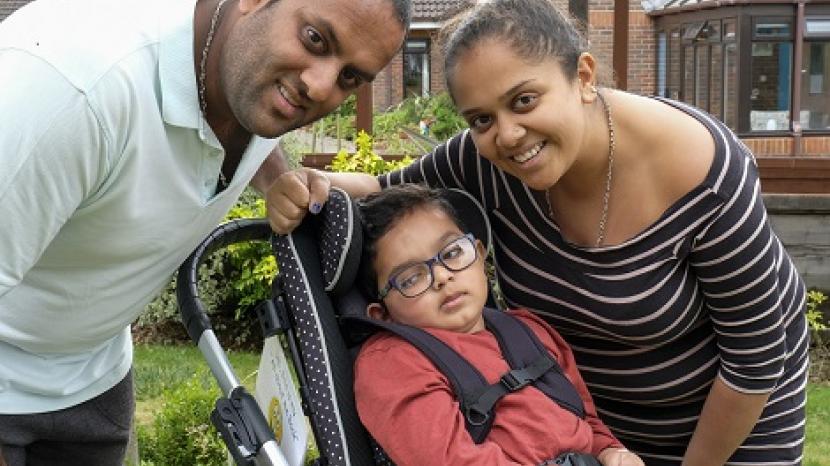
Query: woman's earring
590,85,598,94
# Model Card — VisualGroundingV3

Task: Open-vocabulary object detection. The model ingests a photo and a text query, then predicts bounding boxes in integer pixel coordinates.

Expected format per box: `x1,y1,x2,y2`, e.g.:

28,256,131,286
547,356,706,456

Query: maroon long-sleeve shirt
354,309,622,466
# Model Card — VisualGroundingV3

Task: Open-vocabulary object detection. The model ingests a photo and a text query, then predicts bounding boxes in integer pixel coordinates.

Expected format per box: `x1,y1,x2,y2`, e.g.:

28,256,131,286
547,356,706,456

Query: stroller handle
177,218,290,466
177,218,273,345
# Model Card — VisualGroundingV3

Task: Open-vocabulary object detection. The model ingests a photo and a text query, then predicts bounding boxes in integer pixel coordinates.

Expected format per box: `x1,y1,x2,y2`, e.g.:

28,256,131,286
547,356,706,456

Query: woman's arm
682,379,769,466
684,148,793,462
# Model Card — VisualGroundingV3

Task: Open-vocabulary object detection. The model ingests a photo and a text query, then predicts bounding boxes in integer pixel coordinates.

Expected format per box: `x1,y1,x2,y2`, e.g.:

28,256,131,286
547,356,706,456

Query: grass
805,383,830,466
133,344,260,427
134,344,830,464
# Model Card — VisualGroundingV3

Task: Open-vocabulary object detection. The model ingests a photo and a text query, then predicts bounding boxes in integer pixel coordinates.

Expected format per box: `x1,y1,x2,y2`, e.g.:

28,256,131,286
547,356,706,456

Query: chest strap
481,309,585,420
346,308,585,443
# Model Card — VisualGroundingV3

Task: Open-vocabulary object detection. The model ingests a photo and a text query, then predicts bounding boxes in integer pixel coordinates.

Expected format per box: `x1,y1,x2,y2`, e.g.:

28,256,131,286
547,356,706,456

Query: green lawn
134,344,830,464
133,344,260,426
806,383,830,466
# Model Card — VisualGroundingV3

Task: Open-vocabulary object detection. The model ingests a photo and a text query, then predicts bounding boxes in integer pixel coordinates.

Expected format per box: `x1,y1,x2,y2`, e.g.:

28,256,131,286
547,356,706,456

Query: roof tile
412,0,472,22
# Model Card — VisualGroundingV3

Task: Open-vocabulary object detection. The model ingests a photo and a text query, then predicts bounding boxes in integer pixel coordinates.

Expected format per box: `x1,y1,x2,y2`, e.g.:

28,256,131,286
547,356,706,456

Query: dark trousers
0,370,133,466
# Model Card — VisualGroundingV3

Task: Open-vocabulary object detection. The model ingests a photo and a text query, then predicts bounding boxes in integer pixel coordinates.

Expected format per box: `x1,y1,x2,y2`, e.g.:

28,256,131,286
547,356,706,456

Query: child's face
367,206,489,334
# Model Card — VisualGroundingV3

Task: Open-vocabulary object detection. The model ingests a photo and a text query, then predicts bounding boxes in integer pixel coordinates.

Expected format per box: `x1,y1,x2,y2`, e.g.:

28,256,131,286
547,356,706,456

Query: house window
695,46,709,109
722,19,737,129
749,18,793,132
680,21,723,111
710,45,723,119
801,17,830,130
403,39,430,98
723,42,738,129
683,44,694,105
668,29,682,100
657,31,668,97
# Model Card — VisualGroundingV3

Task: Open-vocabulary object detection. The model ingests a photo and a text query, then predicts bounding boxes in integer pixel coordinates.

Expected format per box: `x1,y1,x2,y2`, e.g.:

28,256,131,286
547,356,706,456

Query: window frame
402,38,431,99
653,5,830,136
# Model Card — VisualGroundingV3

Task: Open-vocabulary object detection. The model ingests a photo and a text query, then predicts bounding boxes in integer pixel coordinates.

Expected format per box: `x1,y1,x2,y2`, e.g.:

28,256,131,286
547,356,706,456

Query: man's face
220,0,405,137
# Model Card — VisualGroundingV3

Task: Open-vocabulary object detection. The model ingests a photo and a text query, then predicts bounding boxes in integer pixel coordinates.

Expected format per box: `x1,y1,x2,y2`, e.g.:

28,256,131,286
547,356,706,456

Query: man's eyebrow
317,17,375,83
317,17,341,54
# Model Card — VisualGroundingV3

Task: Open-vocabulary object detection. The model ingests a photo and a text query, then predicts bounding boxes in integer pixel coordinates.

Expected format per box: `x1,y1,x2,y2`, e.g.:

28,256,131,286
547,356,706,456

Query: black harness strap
464,353,556,425
345,309,586,443
482,308,586,419
346,315,496,443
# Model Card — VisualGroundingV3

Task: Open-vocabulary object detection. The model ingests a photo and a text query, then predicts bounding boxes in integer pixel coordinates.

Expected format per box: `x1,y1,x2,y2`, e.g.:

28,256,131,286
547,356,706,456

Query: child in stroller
352,184,642,466
176,185,642,466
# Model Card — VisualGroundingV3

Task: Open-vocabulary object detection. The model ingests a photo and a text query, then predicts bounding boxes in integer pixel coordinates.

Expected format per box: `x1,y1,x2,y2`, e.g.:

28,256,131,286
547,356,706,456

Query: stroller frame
176,187,503,466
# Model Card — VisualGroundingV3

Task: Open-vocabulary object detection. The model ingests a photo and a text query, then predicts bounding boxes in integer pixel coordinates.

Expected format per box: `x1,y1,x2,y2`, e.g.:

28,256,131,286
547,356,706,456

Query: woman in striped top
267,0,808,464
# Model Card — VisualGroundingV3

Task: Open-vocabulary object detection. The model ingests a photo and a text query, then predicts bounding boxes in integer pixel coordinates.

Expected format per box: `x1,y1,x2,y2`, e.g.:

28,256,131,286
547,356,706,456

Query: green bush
314,93,467,153
316,94,358,141
138,375,226,466
373,92,466,143
328,130,413,175
421,92,467,141
807,290,828,332
136,189,273,349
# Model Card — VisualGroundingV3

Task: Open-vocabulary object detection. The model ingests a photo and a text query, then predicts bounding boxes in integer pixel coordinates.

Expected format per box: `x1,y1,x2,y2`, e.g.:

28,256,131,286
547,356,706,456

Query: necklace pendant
217,171,229,191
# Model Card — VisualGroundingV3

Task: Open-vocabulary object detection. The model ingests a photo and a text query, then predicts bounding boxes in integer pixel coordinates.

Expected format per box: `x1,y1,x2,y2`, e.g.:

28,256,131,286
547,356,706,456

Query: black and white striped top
379,98,809,465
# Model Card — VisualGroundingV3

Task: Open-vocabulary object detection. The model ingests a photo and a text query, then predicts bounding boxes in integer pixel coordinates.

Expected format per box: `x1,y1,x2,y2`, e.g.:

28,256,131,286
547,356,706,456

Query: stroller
176,188,600,466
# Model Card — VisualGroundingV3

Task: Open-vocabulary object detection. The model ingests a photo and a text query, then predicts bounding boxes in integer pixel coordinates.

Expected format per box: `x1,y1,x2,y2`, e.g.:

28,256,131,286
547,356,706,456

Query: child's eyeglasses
378,233,478,299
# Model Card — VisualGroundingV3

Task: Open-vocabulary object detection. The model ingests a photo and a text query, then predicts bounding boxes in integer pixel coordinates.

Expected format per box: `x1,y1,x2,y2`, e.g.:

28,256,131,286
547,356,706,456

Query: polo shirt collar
158,0,201,130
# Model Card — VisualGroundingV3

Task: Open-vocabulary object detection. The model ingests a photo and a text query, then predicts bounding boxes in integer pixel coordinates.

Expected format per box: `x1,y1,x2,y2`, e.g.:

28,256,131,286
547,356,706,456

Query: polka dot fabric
318,188,361,296
271,188,374,466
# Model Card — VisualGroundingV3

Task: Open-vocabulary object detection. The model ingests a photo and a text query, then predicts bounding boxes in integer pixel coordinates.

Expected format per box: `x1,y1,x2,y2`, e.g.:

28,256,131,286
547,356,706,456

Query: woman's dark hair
441,0,587,89
357,184,467,301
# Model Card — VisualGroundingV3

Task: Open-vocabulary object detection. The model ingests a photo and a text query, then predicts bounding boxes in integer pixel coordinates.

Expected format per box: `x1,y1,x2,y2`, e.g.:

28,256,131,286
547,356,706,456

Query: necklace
547,87,615,247
199,0,230,188
594,89,615,247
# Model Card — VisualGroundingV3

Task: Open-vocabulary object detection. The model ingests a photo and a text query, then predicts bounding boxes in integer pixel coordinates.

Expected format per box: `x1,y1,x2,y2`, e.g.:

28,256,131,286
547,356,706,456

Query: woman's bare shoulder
625,94,715,203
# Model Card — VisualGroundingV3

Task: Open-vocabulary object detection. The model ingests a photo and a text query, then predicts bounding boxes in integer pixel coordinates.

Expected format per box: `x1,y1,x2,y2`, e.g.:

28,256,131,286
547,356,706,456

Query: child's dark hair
441,0,588,91
357,184,467,301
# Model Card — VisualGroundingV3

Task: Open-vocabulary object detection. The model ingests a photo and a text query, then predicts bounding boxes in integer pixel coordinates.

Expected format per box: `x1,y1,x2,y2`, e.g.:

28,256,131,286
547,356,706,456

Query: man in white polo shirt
0,0,408,464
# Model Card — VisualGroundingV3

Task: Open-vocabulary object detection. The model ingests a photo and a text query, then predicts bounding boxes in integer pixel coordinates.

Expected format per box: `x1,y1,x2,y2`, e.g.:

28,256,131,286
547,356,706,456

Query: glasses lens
439,236,476,271
392,263,433,298
388,235,478,298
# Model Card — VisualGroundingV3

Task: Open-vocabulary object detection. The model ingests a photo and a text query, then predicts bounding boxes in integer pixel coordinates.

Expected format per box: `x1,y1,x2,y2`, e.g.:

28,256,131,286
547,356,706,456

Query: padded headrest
317,187,492,297
318,187,362,296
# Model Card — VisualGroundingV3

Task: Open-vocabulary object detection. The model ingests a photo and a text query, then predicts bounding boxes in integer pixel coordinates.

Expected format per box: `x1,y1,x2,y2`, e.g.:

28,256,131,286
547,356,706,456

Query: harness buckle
500,370,532,391
464,405,490,426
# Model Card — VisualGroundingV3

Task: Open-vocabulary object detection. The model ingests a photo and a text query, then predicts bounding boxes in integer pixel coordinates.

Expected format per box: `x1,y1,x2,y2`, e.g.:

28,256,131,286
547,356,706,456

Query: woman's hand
596,448,645,466
265,167,331,234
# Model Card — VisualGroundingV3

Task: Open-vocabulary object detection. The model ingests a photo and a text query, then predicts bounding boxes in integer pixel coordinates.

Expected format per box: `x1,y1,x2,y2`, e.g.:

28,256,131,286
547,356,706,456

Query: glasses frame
377,233,478,299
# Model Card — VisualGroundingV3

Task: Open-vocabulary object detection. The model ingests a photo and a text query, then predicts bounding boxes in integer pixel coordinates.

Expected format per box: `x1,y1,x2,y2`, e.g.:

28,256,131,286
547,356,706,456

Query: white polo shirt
0,0,278,413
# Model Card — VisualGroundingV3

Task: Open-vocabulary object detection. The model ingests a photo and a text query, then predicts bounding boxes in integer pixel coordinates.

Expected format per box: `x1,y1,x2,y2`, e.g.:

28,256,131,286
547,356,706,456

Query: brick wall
745,136,830,157
429,35,448,96
588,1,656,95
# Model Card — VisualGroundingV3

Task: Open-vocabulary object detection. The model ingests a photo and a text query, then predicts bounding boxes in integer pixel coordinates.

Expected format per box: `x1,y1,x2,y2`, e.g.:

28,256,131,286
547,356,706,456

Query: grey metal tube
197,329,241,396
256,441,290,466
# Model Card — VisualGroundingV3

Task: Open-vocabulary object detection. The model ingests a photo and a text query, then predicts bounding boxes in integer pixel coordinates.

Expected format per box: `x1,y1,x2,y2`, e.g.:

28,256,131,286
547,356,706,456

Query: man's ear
366,302,391,322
